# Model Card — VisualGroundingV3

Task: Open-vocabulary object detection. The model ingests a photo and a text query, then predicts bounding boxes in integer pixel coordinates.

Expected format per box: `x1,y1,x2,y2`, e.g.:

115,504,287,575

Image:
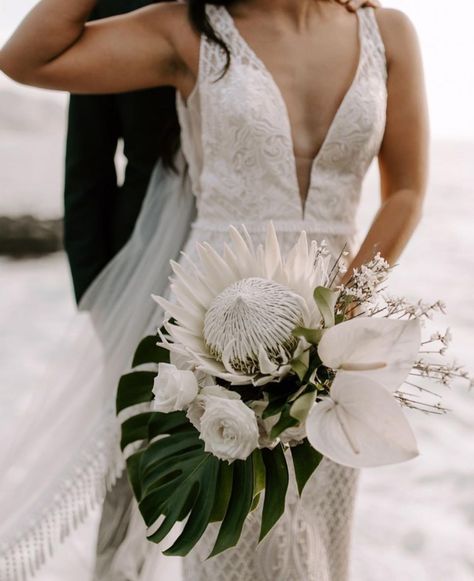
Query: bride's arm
0,0,187,93
343,8,429,279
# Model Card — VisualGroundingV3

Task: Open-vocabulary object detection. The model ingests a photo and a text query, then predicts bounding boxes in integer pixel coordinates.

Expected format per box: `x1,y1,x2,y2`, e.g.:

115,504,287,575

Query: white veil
0,153,196,580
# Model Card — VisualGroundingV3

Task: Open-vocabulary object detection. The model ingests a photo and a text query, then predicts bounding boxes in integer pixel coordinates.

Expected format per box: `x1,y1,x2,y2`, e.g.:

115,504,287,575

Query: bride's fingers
340,0,381,12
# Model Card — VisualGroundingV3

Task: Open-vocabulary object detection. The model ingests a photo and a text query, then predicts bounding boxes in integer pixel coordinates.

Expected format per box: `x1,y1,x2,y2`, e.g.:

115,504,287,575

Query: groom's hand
337,0,381,11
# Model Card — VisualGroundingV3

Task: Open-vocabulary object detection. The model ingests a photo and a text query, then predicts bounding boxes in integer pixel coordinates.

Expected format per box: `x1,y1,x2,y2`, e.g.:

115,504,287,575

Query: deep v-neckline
222,7,364,219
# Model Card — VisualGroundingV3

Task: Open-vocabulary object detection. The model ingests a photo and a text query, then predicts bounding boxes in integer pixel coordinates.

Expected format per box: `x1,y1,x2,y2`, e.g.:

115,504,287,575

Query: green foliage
131,333,170,367
116,370,156,415
314,286,340,328
269,405,300,439
289,390,317,423
262,378,302,420
290,357,308,382
293,326,323,345
259,445,289,541
117,334,323,558
335,293,358,324
208,459,255,557
290,440,323,496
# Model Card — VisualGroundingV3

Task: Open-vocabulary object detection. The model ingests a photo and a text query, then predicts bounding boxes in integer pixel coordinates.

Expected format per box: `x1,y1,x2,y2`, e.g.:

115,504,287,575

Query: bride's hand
337,0,381,11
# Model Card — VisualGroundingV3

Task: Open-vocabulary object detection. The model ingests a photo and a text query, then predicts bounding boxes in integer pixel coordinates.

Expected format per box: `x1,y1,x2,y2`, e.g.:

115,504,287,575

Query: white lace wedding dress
0,5,387,581
147,5,387,581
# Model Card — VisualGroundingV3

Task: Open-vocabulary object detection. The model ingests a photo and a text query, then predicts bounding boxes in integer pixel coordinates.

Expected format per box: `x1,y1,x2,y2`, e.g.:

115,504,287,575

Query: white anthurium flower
199,396,260,462
186,385,241,431
318,317,421,391
152,363,199,413
153,223,330,387
306,373,419,468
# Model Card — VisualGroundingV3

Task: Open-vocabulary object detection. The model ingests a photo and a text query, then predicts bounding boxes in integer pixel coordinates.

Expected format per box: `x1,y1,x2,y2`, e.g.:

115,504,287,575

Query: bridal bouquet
117,223,471,557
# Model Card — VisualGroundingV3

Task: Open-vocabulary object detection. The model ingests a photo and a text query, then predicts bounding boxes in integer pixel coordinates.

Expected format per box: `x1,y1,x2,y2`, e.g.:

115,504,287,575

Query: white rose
186,385,240,431
170,351,216,388
199,397,259,462
152,363,198,413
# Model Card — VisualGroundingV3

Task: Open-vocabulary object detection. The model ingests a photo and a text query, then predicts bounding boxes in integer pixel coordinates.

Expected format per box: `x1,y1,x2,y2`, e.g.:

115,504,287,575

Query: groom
64,0,179,305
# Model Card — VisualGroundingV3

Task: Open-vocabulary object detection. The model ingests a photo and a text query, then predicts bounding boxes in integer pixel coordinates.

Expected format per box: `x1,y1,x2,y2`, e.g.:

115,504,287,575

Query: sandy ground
1,90,473,580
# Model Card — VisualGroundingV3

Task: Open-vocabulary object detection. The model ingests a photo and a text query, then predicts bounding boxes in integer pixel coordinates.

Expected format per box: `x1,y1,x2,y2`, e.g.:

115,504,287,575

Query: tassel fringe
0,411,125,581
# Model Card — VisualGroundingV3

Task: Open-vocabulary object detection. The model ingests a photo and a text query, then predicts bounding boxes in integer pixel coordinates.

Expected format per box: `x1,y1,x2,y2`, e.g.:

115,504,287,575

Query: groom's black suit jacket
64,0,178,304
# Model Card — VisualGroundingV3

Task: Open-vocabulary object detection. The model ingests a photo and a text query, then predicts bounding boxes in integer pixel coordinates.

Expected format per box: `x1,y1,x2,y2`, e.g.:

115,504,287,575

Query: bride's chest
202,58,386,161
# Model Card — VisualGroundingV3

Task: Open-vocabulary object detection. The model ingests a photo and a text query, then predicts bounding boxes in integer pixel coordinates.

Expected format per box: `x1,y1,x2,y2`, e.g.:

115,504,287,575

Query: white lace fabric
182,458,359,581
177,5,387,237
172,6,388,581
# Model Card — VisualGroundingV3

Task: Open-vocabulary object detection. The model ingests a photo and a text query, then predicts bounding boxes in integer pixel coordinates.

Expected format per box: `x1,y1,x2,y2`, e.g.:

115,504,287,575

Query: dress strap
199,5,236,83
358,8,387,79
202,6,387,84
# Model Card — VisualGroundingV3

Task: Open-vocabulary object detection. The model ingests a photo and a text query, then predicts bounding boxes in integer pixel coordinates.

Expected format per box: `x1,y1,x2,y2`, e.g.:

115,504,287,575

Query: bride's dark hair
187,0,236,74
162,1,235,169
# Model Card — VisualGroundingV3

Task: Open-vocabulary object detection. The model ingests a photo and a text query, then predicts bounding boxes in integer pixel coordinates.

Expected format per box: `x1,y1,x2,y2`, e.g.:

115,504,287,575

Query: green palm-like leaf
117,336,258,557
290,439,323,496
117,334,321,558
209,458,255,557
314,286,340,328
259,445,289,541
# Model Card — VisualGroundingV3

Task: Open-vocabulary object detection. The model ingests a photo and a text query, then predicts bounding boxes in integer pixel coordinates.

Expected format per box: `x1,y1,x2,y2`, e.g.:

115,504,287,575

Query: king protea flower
153,223,331,386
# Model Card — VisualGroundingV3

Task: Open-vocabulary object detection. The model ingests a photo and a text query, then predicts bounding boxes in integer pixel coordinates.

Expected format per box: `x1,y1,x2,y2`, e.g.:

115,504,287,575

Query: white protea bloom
153,223,330,386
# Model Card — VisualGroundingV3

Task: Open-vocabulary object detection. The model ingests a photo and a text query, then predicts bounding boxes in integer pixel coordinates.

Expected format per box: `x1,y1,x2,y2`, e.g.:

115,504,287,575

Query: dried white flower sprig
333,255,472,415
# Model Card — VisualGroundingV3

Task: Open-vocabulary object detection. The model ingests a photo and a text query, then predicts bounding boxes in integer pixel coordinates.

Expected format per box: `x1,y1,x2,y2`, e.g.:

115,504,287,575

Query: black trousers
63,0,178,303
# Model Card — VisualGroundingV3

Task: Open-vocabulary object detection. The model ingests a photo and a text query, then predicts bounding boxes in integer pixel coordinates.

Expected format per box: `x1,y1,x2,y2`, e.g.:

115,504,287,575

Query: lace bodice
177,5,387,242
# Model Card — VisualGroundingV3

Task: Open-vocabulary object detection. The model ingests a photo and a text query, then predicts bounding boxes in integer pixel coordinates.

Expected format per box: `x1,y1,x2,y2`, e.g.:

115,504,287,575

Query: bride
0,0,428,579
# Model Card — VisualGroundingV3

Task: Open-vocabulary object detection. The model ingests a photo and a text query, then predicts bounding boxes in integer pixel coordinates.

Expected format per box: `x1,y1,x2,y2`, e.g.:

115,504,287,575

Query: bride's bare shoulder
373,8,420,65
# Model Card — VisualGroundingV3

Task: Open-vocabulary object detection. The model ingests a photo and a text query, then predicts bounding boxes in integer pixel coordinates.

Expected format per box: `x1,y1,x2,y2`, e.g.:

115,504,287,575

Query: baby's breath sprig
412,358,472,388
395,391,449,415
337,253,392,314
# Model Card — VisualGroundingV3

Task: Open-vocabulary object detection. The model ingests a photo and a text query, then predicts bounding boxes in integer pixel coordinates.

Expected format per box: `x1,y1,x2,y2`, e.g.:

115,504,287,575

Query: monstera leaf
117,335,321,557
